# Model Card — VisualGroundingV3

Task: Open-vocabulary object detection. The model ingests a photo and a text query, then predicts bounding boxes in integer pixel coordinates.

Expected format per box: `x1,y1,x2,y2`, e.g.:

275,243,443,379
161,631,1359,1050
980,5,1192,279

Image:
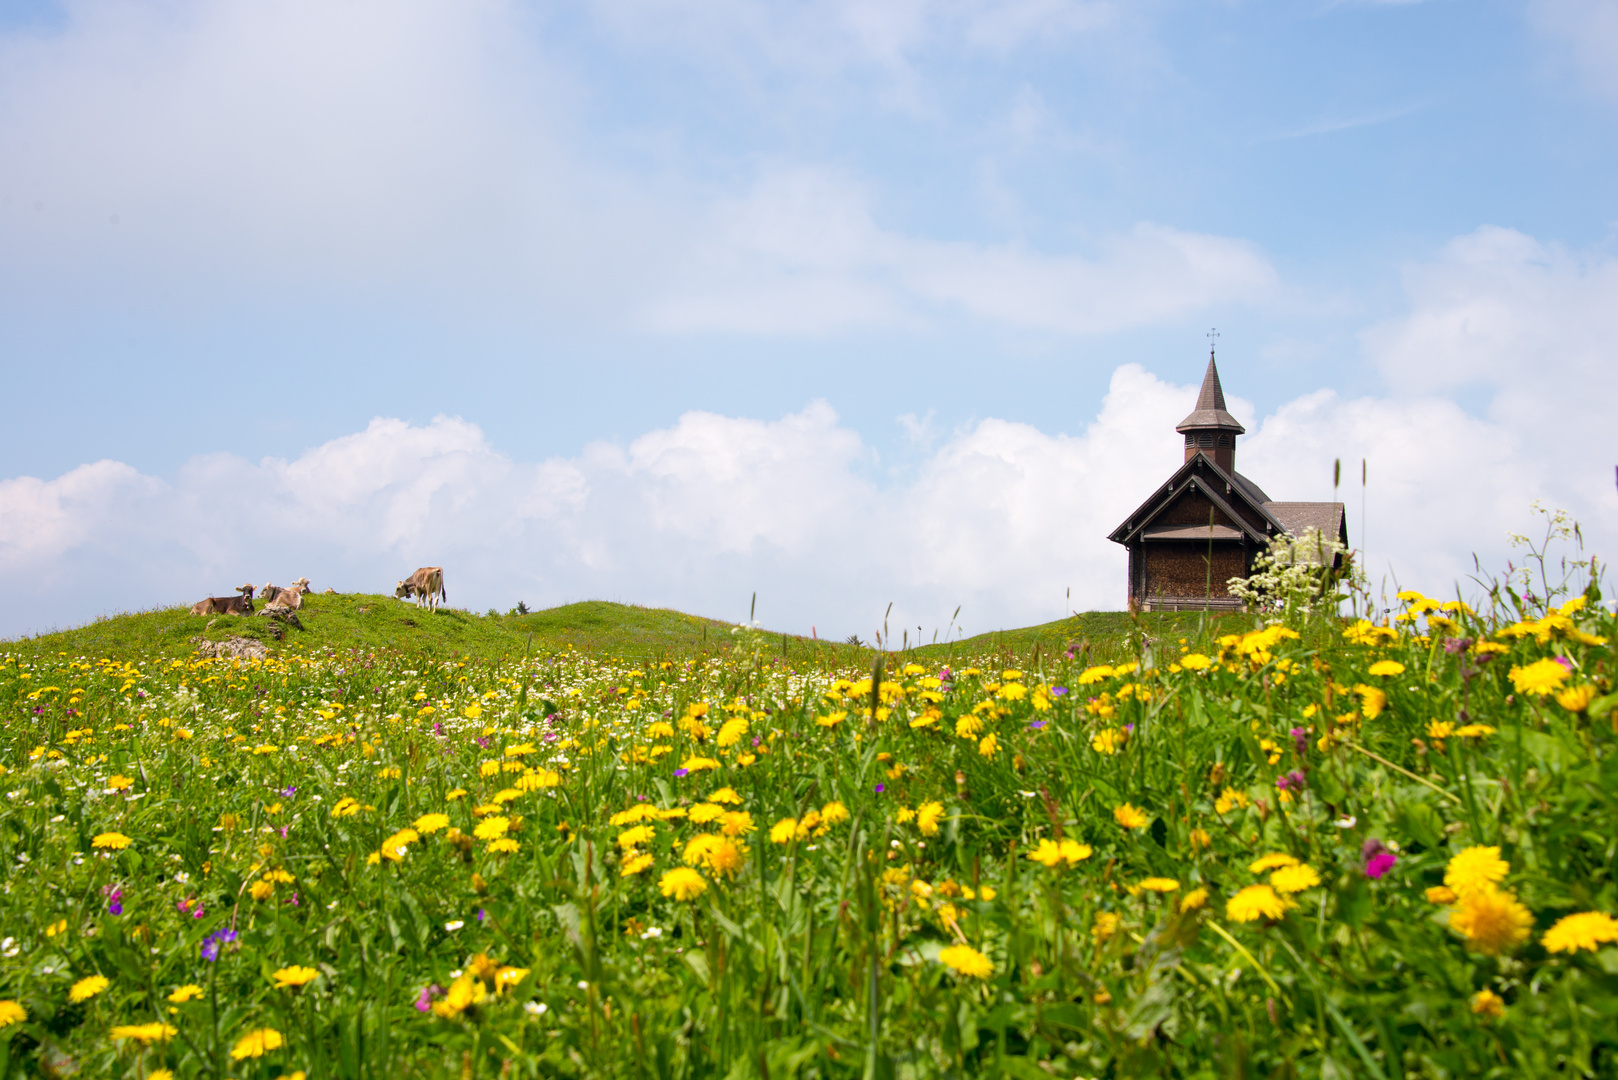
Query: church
1108,352,1348,612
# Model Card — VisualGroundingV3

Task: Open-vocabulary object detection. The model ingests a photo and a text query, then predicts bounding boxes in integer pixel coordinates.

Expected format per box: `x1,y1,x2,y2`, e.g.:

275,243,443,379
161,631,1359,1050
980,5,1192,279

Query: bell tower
1175,345,1244,474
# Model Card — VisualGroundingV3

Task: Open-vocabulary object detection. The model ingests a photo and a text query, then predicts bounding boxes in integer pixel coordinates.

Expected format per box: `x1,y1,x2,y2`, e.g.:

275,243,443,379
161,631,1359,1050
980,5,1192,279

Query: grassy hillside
5,593,1228,668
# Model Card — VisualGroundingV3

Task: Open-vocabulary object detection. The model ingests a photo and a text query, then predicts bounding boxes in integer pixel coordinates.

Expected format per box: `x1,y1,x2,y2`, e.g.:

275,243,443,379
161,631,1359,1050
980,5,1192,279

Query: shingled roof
1175,356,1246,434
1263,502,1346,543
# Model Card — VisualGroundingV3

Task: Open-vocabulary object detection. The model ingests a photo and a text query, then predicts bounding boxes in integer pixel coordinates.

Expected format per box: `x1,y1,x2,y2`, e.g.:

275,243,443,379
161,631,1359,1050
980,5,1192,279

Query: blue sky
1,0,1615,638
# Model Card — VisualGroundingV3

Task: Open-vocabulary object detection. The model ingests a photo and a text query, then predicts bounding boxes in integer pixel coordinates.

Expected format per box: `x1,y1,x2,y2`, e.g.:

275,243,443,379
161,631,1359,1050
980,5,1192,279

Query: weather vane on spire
1207,327,1219,358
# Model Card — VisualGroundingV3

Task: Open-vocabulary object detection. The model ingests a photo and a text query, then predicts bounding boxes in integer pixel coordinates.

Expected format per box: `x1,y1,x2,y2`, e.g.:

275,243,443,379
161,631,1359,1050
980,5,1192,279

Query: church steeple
1175,348,1244,472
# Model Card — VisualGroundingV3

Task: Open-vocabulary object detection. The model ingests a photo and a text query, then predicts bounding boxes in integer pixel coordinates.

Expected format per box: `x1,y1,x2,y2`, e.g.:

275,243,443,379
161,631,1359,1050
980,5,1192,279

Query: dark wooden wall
1141,542,1247,600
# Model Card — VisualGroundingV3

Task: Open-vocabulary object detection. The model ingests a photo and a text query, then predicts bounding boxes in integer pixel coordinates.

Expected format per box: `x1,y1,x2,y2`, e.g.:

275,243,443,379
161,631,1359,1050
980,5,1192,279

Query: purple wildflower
104,885,123,916
1051,686,1068,697
476,908,487,922
280,785,297,797
1290,727,1309,756
433,722,445,736
1443,637,1474,655
1554,656,1574,672
1275,770,1308,792
414,985,444,1012
874,783,885,794
200,927,238,962
1028,719,1047,730
1361,839,1396,878
475,737,490,749
673,768,689,778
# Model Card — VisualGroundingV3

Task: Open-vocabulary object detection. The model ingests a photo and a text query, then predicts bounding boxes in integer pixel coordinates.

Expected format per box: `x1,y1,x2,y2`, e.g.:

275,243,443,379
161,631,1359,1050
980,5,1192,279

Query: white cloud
0,0,1264,340
644,167,1278,334
585,0,1120,79
9,346,1609,643
1530,0,1618,102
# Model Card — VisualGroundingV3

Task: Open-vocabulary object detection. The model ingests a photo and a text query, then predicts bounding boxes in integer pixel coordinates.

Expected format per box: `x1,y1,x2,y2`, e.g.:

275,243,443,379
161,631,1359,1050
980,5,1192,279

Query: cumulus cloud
0,0,1255,338
7,348,1610,643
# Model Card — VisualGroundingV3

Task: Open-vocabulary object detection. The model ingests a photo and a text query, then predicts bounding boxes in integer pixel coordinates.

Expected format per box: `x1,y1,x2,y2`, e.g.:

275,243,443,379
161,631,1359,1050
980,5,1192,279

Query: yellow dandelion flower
110,1022,177,1043
1225,885,1292,923
688,803,724,824
1269,864,1321,895
1113,803,1149,829
1541,911,1618,954
487,837,520,854
1179,887,1209,913
1555,684,1596,713
472,816,510,840
617,825,656,850
1449,886,1533,955
1027,839,1063,867
413,813,450,834
1470,989,1505,1020
1425,885,1457,905
977,733,1000,758
250,880,275,901
769,818,798,844
938,944,994,978
683,833,724,867
620,852,655,877
91,832,131,850
1091,911,1121,943
1248,852,1299,873
230,1027,284,1060
1138,877,1180,893
1445,846,1509,897
271,966,320,989
916,801,945,836
720,810,755,837
1508,658,1570,697
69,975,110,1002
609,804,658,826
0,1001,25,1028
168,984,205,1003
659,867,707,900
1367,660,1405,677
708,787,743,805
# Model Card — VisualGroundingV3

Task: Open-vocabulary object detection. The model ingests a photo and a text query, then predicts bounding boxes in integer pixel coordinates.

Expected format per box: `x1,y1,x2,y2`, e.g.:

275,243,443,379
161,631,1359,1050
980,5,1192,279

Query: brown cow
394,567,446,612
190,584,255,616
260,577,312,611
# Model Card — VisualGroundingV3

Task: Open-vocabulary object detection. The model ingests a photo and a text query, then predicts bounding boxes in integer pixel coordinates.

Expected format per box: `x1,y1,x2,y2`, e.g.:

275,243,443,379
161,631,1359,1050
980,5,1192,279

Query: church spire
1176,343,1244,471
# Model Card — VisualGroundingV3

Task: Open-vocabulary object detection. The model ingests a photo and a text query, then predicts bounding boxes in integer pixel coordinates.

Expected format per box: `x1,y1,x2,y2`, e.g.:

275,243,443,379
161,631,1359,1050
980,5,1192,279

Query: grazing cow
395,567,447,612
190,584,255,616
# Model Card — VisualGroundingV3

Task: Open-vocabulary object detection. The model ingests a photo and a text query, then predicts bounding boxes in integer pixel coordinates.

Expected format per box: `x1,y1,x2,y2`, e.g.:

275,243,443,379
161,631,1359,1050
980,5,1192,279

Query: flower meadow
1,588,1616,1079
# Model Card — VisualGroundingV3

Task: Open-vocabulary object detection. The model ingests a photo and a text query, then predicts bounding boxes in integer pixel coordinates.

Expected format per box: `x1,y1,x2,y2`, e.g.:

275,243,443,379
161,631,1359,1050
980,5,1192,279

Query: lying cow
395,567,446,612
190,584,255,616
260,577,312,610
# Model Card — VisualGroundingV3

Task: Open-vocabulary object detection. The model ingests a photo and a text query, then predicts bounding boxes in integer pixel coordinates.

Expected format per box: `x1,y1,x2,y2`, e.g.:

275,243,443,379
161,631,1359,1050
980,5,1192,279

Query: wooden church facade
1109,354,1348,612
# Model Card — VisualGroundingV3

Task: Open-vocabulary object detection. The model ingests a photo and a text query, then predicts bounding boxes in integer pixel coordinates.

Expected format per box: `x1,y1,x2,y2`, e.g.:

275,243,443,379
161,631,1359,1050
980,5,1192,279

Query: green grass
8,597,1226,669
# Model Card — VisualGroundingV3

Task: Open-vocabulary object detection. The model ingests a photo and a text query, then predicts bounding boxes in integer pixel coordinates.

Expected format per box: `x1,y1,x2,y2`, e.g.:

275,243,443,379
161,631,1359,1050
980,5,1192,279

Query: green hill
4,593,1223,667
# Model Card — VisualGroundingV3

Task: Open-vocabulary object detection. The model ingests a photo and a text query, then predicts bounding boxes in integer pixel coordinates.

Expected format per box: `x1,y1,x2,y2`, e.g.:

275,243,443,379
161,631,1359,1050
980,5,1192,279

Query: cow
260,577,312,610
395,567,446,612
190,584,255,616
